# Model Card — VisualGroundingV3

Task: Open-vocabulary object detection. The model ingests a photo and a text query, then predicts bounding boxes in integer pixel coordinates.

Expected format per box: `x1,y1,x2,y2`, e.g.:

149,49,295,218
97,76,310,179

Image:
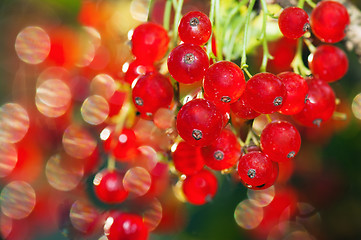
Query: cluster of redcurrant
89,1,350,239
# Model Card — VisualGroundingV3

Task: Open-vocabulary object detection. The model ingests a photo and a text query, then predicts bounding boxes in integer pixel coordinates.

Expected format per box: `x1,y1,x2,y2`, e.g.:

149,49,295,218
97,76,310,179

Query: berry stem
215,0,223,61
243,67,253,79
147,0,155,21
241,0,256,70
332,111,347,120
172,0,184,46
297,0,306,8
304,38,316,53
305,0,316,8
206,0,216,57
260,0,273,72
291,38,311,77
225,13,246,61
163,0,173,31
266,114,272,123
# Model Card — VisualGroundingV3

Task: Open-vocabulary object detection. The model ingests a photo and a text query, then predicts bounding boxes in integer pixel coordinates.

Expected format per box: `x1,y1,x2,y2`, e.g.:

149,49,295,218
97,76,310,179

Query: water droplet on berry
273,96,283,106
287,151,295,158
189,17,199,27
312,118,322,127
221,96,231,103
135,97,144,106
192,129,203,140
213,150,224,161
183,53,195,64
248,169,256,179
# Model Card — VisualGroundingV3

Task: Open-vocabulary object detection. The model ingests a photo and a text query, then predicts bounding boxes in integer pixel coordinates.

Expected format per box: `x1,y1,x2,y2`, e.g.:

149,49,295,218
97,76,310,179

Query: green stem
304,38,316,53
297,0,306,8
305,0,316,8
240,0,256,69
206,0,216,57
226,15,246,61
147,0,155,21
163,0,172,31
291,38,311,76
172,0,184,46
215,0,222,61
260,0,272,72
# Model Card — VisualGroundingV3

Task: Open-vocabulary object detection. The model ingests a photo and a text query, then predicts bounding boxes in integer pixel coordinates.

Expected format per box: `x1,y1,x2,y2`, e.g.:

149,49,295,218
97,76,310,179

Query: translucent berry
201,128,241,171
105,212,148,240
167,43,209,84
310,1,350,43
243,72,287,114
132,22,169,63
230,93,260,120
277,72,308,115
93,169,128,204
293,78,336,127
132,72,173,117
178,11,212,46
203,61,246,104
241,162,279,190
278,7,309,39
237,151,274,188
182,169,218,205
124,59,155,84
176,98,223,146
173,141,205,175
260,121,301,162
309,45,348,82
103,127,138,161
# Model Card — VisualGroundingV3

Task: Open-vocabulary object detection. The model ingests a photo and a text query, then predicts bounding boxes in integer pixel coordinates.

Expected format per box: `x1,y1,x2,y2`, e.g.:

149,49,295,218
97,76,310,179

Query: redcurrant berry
124,59,155,84
176,98,223,146
178,11,212,46
241,162,278,190
309,45,348,82
201,128,241,171
182,169,218,205
132,22,169,63
203,61,246,104
277,72,308,115
278,7,309,39
230,93,260,120
173,141,205,175
260,121,301,162
237,151,273,188
132,72,174,117
293,77,336,127
243,72,287,114
167,43,209,84
310,1,350,43
93,169,128,204
103,127,138,161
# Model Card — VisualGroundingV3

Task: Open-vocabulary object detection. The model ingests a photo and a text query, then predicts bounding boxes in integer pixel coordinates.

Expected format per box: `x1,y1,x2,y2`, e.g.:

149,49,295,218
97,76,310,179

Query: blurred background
1,0,361,239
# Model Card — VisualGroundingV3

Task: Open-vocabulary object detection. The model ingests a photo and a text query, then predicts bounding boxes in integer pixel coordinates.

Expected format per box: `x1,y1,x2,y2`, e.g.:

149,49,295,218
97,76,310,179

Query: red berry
132,22,169,63
93,169,128,204
182,169,218,205
309,45,348,82
132,72,174,117
241,162,279,190
237,151,274,188
173,141,205,175
293,78,336,127
310,1,350,43
243,73,287,114
103,127,138,161
201,128,241,171
278,7,309,39
203,61,246,104
105,213,148,240
178,11,212,46
167,43,209,84
124,59,155,84
176,98,223,146
277,72,308,115
260,121,301,162
230,93,260,119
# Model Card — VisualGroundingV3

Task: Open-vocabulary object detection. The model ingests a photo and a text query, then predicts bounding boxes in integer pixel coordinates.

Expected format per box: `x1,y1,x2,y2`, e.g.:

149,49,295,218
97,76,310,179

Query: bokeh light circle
0,214,12,239
144,198,162,231
247,186,275,207
0,103,29,143
15,26,50,64
0,181,36,219
62,125,97,159
90,74,116,100
45,154,84,191
234,199,263,229
0,142,18,178
81,95,109,125
123,167,151,197
352,93,361,120
70,200,99,233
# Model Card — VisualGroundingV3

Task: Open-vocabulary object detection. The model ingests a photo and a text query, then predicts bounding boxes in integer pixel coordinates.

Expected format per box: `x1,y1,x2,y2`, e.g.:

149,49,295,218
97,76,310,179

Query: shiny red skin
201,128,241,171
182,169,218,205
103,128,138,161
203,61,246,104
237,151,274,188
277,72,308,115
178,11,212,46
124,59,155,84
293,78,336,127
132,72,173,117
93,169,128,204
173,141,205,175
167,43,209,84
132,22,169,63
309,45,348,82
176,98,223,146
243,73,287,114
278,7,309,39
204,93,231,126
241,162,279,190
310,1,350,43
230,93,260,119
108,90,126,117
106,213,148,240
260,121,301,162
